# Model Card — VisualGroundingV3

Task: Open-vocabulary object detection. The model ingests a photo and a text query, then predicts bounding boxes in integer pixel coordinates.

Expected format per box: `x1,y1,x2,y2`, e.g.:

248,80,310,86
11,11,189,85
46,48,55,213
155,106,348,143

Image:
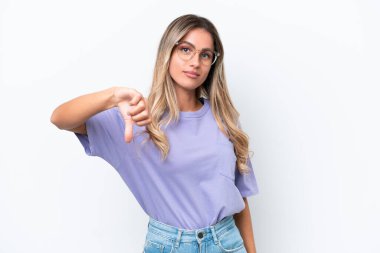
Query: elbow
50,111,63,130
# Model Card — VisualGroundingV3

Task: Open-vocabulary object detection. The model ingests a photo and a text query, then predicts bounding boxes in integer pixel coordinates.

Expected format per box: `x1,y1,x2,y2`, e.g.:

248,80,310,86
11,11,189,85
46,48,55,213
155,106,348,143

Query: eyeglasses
174,41,220,66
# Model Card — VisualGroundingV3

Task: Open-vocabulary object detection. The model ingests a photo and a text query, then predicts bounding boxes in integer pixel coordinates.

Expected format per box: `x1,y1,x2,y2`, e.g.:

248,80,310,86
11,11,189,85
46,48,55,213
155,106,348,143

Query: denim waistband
147,215,236,248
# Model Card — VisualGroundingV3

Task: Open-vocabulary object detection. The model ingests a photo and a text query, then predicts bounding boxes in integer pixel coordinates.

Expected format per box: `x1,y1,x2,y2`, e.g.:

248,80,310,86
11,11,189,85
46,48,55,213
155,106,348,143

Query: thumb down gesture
114,87,151,143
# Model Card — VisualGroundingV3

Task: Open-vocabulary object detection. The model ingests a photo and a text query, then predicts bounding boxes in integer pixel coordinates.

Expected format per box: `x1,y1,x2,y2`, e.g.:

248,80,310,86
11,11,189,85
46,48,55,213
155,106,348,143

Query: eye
180,47,192,54
201,51,212,59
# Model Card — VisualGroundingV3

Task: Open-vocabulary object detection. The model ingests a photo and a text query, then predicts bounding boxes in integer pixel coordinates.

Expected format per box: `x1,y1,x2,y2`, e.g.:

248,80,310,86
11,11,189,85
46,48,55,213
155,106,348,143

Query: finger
135,118,152,126
127,98,146,116
130,110,150,123
128,92,142,107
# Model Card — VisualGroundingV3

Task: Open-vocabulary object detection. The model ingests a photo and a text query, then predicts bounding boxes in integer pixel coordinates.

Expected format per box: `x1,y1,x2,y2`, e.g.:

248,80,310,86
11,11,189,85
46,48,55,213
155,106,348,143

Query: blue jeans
143,215,247,253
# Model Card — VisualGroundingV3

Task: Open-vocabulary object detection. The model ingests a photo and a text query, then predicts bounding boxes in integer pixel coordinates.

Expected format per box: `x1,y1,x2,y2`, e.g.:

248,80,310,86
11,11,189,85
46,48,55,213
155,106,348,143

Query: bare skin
50,86,151,143
172,29,258,252
51,27,257,252
169,28,213,112
234,197,257,253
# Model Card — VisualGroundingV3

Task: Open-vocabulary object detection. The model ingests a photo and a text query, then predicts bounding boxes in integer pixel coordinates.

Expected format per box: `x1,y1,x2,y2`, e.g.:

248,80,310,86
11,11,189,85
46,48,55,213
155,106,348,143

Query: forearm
50,87,116,130
233,197,257,253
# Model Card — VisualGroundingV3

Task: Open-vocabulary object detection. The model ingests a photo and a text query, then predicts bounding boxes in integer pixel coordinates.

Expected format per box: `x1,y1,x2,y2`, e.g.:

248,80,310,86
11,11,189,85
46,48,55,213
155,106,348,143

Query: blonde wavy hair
141,14,253,175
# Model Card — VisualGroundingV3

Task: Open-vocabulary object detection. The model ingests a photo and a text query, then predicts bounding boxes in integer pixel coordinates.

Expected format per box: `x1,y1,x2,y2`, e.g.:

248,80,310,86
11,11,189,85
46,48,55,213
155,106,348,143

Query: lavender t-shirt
75,97,259,229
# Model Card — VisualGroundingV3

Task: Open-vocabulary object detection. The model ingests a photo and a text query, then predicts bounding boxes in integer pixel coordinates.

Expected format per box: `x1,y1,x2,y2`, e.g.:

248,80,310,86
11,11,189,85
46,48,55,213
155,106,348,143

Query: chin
179,83,203,91
174,79,203,90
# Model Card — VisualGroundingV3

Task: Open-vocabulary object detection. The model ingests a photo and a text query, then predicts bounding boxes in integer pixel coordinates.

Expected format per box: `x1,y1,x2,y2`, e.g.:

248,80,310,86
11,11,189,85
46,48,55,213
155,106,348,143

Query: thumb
119,102,134,143
124,113,134,143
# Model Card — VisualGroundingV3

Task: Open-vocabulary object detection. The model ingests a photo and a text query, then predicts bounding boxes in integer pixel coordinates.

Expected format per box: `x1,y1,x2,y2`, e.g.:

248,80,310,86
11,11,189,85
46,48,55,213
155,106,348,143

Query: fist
113,87,151,143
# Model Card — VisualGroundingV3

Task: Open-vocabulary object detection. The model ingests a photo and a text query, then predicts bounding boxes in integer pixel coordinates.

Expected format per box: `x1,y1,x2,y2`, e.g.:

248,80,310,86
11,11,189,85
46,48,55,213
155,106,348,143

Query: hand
113,87,151,143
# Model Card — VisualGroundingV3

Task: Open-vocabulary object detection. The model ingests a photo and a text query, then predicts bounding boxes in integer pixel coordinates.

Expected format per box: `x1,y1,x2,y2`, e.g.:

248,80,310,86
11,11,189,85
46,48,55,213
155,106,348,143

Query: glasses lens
200,50,215,66
176,42,194,61
176,42,217,66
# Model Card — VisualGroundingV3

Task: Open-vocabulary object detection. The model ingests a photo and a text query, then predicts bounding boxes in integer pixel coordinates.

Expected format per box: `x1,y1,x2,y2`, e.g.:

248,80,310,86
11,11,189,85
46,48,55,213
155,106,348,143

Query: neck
175,86,202,112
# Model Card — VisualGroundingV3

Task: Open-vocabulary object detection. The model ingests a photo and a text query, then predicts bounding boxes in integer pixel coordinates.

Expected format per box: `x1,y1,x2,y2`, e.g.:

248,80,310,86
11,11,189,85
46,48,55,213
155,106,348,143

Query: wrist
105,86,118,109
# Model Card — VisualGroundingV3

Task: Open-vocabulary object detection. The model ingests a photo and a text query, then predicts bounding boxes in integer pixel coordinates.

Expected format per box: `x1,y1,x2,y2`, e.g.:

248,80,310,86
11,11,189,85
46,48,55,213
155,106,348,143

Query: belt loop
210,225,219,245
174,229,182,248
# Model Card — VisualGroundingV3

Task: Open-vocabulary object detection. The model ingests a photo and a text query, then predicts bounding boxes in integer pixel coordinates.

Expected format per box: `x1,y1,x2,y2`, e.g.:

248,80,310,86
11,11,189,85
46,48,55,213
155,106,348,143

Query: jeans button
197,232,204,239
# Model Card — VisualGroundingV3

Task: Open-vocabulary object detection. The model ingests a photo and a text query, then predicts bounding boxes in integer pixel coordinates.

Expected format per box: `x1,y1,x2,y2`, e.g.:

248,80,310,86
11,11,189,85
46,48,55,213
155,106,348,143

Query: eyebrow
181,40,214,51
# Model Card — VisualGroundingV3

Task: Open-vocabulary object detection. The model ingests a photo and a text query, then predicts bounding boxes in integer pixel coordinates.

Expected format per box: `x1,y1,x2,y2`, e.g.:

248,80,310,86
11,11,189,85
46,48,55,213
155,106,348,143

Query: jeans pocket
143,239,163,253
143,238,174,253
217,225,246,252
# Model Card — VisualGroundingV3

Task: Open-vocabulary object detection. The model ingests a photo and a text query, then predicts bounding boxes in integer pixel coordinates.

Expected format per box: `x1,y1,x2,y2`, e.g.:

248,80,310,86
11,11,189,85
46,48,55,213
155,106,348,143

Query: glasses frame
174,41,220,66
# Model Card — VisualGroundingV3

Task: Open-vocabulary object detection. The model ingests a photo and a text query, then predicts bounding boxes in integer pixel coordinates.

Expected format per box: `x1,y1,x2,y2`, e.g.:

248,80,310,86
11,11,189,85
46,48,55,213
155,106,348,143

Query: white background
1,0,379,252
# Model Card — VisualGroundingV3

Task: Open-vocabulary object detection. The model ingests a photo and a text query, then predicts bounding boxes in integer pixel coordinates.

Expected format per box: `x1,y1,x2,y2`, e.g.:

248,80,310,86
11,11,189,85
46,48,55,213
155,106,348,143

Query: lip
183,71,200,78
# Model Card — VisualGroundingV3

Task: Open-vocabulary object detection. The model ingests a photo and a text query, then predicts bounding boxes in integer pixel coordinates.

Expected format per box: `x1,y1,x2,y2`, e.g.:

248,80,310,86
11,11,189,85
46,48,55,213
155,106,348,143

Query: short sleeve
74,107,125,168
235,157,259,197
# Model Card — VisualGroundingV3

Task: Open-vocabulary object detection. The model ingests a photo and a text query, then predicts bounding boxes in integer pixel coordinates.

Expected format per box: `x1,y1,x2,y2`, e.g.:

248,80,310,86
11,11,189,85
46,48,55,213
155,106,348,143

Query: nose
189,51,201,67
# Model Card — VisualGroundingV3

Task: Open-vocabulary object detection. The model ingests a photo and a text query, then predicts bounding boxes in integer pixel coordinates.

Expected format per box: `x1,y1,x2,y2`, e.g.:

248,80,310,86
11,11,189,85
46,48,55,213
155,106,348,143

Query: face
169,28,215,92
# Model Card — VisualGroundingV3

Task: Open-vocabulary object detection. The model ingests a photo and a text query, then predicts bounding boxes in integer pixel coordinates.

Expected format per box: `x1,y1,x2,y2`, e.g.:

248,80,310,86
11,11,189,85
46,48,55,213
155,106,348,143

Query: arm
233,197,257,253
50,87,116,133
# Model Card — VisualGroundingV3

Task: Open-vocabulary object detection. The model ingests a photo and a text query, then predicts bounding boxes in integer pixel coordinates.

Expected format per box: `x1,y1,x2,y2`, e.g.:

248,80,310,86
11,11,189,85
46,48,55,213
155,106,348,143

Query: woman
51,14,259,253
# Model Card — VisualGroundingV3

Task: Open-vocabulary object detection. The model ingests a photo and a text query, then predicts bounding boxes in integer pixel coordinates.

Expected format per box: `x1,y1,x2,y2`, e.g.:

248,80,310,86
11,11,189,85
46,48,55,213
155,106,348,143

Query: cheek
169,57,182,77
201,68,211,80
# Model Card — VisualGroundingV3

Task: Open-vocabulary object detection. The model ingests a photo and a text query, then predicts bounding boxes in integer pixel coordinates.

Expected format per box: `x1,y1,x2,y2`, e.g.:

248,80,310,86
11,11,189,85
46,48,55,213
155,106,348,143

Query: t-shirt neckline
180,97,209,118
